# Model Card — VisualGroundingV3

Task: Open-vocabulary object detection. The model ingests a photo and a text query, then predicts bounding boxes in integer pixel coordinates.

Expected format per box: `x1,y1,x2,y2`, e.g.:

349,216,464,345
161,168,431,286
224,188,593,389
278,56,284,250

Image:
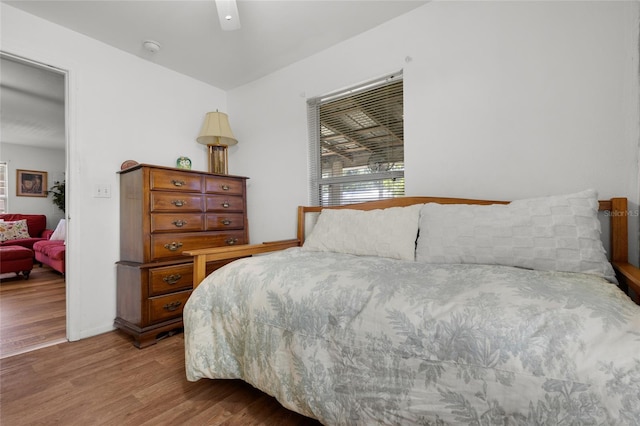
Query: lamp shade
196,111,237,146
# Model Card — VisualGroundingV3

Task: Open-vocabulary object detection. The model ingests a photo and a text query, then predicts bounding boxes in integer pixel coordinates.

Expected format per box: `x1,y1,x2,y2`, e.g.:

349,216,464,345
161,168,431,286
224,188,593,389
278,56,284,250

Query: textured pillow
50,219,66,241
416,190,616,282
302,204,423,260
0,219,30,243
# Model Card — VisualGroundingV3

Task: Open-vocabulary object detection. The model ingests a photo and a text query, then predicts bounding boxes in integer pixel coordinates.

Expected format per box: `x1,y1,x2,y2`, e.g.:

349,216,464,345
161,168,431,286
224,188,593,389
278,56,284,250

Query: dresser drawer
151,213,204,233
151,230,247,261
148,263,194,296
206,195,244,212
206,213,245,231
148,290,191,323
205,176,244,195
150,169,202,192
151,192,203,212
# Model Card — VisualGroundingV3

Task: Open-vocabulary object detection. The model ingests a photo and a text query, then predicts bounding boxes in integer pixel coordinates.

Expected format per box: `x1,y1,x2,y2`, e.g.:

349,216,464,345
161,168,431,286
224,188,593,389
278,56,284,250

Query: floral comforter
184,248,640,425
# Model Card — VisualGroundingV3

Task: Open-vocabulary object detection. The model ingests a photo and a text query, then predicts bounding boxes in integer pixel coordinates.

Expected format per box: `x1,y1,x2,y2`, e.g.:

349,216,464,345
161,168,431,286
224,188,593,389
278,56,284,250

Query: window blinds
308,72,404,206
0,162,7,213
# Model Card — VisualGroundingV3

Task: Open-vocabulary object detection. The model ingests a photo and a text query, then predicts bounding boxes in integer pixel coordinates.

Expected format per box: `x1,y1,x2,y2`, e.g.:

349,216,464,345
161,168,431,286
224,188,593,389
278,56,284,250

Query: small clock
176,156,192,170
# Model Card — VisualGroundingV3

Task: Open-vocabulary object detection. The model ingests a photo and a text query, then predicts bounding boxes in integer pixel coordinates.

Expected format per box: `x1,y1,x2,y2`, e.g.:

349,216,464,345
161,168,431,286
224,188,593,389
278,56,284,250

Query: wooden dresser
115,163,248,347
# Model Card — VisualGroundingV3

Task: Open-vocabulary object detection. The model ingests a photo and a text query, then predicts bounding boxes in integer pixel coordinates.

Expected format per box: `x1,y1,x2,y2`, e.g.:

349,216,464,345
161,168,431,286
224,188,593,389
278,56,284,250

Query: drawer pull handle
171,179,186,187
163,301,182,312
221,184,230,191
163,274,182,285
226,238,238,246
222,201,230,208
172,219,187,227
164,242,183,252
222,219,232,226
172,200,186,207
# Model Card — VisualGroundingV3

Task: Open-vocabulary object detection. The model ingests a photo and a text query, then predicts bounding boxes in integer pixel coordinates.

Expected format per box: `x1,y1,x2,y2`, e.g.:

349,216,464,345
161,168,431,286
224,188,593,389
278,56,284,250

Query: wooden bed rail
604,197,640,303
185,196,640,303
184,239,300,288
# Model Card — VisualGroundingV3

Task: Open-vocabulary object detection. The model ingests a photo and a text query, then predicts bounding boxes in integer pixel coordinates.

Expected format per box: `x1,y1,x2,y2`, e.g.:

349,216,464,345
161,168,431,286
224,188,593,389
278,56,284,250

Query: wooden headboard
296,197,629,262
186,196,639,303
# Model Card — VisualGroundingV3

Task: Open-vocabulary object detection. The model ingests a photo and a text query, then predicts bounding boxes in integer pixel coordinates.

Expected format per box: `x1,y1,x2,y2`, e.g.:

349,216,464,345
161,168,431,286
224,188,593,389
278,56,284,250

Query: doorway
0,52,68,357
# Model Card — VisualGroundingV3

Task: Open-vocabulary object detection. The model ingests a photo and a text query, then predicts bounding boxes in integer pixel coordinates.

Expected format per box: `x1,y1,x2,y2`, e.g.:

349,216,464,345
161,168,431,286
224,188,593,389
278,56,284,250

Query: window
308,72,404,206
0,162,7,213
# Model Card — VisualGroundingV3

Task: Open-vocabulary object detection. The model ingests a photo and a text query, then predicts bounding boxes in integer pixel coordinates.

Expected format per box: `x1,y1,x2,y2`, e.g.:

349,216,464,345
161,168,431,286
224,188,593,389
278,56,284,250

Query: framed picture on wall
16,169,48,197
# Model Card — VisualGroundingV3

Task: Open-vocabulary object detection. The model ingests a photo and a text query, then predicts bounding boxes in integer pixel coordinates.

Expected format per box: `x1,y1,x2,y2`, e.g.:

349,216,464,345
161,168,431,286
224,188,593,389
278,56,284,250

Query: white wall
1,4,228,340
229,1,640,265
1,142,65,228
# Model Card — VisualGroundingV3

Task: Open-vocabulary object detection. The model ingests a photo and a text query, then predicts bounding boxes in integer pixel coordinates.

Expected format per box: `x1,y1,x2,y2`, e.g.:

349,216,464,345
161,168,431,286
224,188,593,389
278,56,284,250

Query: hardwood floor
0,265,66,359
0,266,320,424
0,330,322,425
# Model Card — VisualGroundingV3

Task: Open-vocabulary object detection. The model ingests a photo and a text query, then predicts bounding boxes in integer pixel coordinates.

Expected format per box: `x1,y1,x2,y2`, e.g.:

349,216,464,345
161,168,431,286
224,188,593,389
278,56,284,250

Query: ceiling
3,0,426,90
0,0,426,150
0,55,66,149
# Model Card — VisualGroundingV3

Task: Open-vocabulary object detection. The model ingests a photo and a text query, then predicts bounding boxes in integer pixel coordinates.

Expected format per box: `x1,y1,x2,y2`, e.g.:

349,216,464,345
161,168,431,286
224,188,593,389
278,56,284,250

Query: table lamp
196,111,238,174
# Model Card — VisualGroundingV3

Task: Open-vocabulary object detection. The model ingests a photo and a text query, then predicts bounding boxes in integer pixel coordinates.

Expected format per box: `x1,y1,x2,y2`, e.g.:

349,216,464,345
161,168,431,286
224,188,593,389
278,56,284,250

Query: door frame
1,47,79,341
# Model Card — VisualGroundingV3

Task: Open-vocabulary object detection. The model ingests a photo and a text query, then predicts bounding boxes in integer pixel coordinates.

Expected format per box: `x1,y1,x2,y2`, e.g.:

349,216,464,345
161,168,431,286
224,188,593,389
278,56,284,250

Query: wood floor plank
1,266,321,425
1,330,322,425
0,265,66,359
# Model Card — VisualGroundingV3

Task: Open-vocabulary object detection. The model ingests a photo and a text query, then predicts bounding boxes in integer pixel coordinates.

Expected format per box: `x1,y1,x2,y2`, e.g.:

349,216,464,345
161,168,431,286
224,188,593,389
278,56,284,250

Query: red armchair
33,240,65,274
33,218,66,275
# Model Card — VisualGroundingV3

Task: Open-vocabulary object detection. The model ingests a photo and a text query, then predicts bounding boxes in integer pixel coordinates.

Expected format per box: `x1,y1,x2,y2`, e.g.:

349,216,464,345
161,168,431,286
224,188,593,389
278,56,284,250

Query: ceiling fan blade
215,0,241,31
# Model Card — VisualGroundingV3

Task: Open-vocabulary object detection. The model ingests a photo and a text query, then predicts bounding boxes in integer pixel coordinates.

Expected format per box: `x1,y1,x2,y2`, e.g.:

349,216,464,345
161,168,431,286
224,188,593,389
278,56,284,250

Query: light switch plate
94,184,111,198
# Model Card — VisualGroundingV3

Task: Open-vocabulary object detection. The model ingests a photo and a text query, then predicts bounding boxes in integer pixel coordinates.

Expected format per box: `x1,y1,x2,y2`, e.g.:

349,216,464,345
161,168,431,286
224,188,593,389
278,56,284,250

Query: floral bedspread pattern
184,248,640,425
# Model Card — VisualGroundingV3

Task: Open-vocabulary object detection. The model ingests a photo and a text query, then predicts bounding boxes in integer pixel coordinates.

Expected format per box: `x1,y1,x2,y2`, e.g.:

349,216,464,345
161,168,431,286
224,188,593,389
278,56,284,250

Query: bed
183,190,640,425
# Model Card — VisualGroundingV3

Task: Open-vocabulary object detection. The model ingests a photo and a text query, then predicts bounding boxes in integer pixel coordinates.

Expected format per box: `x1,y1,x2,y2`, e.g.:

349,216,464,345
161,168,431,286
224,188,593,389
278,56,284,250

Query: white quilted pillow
416,190,616,282
302,204,423,261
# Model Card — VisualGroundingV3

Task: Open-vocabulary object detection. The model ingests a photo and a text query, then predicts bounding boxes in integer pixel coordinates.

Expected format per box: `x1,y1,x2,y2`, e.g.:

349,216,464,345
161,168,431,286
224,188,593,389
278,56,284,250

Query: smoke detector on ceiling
142,40,161,54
